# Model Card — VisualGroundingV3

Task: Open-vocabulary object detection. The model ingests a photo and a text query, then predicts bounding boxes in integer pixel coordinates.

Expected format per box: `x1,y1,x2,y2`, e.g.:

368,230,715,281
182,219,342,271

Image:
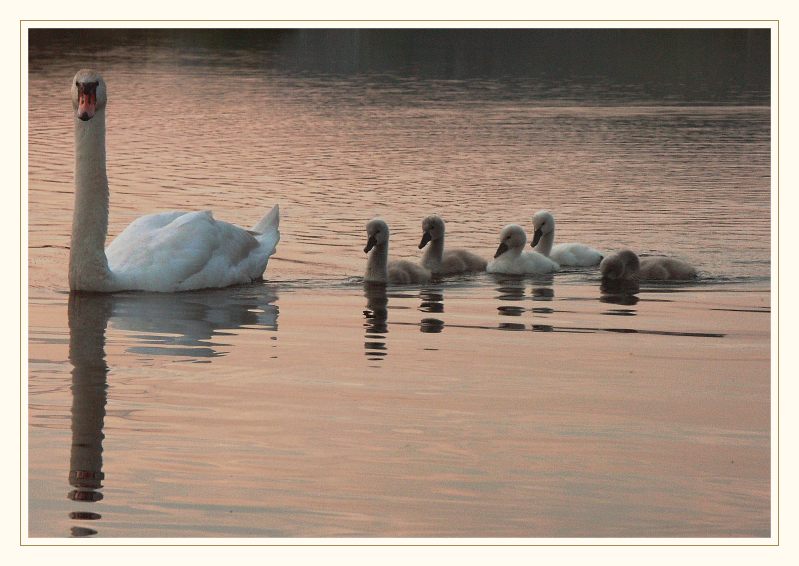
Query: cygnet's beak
531,228,543,247
419,231,432,249
494,241,509,258
364,235,377,253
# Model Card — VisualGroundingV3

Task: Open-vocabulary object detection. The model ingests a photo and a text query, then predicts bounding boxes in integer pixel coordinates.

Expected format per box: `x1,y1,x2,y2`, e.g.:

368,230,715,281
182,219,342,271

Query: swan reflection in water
419,287,444,334
67,293,109,537
363,284,446,361
493,276,555,331
109,286,279,358
363,283,389,361
600,279,641,309
65,286,279,537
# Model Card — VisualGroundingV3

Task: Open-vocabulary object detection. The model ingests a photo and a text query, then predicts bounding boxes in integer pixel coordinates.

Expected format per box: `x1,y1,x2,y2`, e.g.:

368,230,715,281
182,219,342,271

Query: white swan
418,215,487,275
67,69,280,293
487,224,559,275
600,249,698,281
364,219,431,284
531,210,603,267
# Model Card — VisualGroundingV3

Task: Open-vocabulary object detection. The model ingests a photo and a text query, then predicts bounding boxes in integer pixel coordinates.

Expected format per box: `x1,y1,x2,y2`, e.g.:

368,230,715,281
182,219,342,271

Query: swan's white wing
487,251,559,274
551,243,603,267
253,205,280,260
107,211,262,291
522,251,559,273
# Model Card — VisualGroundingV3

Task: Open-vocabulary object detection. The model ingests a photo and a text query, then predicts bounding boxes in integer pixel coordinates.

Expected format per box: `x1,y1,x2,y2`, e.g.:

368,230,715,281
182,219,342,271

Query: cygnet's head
71,69,108,122
531,210,555,247
419,215,446,249
364,218,390,253
600,249,640,280
494,224,527,258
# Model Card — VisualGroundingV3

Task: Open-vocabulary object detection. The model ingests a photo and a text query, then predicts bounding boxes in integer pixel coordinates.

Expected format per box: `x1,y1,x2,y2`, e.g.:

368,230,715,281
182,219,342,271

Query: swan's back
106,205,280,292
439,249,488,275
388,259,431,284
639,256,697,280
488,250,559,274
600,250,697,281
550,243,603,267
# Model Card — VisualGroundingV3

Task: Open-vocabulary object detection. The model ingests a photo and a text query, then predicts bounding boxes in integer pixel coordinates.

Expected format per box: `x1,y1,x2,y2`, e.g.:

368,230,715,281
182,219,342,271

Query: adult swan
68,69,280,293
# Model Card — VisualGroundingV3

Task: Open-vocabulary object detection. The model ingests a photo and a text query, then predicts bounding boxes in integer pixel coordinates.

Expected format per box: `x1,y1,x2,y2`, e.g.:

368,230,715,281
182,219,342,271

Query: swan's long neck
69,110,113,291
422,235,444,270
365,241,389,283
534,229,554,257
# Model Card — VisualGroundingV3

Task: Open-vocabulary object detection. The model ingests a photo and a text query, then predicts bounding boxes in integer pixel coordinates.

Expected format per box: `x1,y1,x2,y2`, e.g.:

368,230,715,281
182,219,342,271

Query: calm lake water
27,29,771,538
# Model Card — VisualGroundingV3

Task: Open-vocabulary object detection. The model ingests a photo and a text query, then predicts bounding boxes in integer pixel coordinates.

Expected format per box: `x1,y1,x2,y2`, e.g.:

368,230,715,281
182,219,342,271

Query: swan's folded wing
107,211,259,290
551,243,603,267
442,249,487,273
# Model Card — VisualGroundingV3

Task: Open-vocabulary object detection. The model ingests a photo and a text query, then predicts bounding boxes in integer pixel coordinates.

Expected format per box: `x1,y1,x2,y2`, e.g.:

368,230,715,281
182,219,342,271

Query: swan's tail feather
253,204,280,234
252,204,280,258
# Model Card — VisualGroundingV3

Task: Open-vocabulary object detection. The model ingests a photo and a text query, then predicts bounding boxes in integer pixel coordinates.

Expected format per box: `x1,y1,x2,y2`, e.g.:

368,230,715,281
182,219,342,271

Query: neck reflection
67,292,111,537
600,279,641,310
364,283,389,362
494,277,555,331
419,287,444,333
64,285,281,536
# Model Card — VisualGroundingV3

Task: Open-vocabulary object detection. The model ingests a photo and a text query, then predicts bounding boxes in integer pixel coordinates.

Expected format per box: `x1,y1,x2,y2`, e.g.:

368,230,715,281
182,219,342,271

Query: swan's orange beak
77,82,98,121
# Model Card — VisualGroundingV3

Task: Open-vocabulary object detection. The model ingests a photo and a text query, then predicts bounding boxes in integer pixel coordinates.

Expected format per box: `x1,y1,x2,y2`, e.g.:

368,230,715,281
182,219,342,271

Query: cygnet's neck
69,109,113,291
507,244,525,258
533,229,554,257
365,241,389,283
422,235,445,270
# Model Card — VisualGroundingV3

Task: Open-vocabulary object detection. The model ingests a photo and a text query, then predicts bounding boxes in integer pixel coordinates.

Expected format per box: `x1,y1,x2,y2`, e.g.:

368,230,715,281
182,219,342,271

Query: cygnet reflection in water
599,281,639,306
418,287,445,314
601,277,641,299
363,283,389,360
498,322,527,331
494,277,527,302
419,287,445,333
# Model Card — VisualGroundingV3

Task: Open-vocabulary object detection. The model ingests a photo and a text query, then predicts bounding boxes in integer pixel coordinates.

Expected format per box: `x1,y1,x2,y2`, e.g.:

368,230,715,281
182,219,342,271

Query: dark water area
29,28,770,104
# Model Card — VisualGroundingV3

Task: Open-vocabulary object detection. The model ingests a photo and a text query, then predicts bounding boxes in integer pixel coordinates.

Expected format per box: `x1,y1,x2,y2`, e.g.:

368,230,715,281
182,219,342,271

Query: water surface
27,29,771,538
